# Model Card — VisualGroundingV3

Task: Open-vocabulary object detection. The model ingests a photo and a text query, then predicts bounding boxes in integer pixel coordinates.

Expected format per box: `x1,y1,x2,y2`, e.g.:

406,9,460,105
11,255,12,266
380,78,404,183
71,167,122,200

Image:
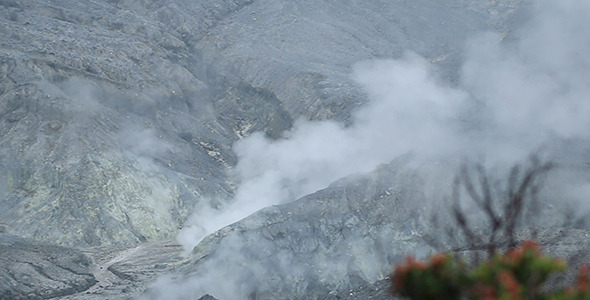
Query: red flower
430,253,447,267
520,240,540,254
577,264,590,292
498,271,521,299
392,265,408,289
471,284,497,300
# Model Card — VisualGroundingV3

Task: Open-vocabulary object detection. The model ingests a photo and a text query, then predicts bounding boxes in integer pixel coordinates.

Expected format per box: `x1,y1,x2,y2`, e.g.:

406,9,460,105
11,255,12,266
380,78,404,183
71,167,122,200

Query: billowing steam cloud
177,53,469,252
167,0,590,298
178,0,590,253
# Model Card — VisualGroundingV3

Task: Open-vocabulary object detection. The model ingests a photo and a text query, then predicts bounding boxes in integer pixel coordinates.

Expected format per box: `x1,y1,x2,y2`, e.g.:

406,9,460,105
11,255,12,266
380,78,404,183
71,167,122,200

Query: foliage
391,253,469,300
391,241,590,300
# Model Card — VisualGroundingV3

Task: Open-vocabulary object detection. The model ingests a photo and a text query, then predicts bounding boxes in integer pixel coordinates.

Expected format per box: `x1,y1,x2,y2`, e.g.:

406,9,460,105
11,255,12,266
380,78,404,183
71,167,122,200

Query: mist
176,52,470,252
167,0,590,298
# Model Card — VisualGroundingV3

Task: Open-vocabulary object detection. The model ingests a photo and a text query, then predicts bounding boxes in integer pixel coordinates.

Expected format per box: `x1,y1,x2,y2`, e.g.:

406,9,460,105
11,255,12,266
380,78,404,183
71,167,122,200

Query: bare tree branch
440,154,555,261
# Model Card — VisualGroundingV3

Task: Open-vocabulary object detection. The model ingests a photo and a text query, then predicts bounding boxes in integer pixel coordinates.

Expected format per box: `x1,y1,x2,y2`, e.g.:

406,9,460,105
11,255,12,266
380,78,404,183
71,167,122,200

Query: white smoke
167,0,590,298
177,52,469,253
178,0,590,253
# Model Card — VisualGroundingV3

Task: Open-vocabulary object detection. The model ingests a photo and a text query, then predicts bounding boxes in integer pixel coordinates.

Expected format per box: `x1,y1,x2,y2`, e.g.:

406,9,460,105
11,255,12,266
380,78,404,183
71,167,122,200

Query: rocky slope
145,157,443,299
0,234,97,299
6,0,590,299
0,0,523,248
141,158,590,300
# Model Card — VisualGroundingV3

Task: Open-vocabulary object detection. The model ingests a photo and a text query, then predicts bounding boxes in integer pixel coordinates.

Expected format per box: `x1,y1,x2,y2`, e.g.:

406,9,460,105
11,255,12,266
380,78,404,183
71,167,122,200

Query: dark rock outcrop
0,234,97,299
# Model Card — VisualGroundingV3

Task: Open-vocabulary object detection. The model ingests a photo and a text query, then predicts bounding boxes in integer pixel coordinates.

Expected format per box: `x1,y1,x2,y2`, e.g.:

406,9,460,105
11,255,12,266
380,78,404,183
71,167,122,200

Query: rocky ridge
0,0,524,248
6,1,588,300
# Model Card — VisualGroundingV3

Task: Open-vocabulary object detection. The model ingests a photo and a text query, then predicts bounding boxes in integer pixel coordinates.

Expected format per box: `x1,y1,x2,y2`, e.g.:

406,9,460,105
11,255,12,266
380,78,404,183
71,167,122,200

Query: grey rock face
2,0,563,299
159,159,590,300
60,239,186,300
1,0,232,247
0,0,522,248
142,158,446,299
198,295,219,300
0,236,187,300
323,228,590,300
328,279,392,300
0,234,97,299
